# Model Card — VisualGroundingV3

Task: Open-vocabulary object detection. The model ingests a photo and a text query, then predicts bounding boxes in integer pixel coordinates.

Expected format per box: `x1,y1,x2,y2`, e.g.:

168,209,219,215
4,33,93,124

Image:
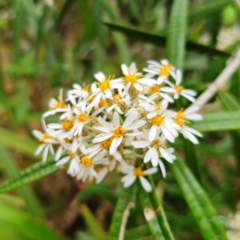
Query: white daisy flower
32,130,58,161
139,95,169,119
173,107,203,144
43,89,68,118
67,83,90,105
121,62,156,91
93,111,146,155
148,114,178,143
47,105,75,139
144,59,175,84
132,132,176,166
120,163,158,192
165,70,197,102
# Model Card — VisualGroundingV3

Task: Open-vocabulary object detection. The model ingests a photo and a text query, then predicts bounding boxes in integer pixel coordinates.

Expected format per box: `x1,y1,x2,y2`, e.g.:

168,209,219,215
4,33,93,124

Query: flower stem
147,175,175,240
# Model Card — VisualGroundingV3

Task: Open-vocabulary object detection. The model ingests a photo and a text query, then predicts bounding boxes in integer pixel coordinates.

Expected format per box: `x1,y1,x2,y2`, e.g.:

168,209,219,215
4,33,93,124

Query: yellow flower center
113,94,123,103
101,138,112,150
78,113,91,123
113,126,126,139
175,108,185,127
96,79,110,91
124,74,138,83
99,99,109,107
67,150,75,158
64,138,72,143
82,83,90,95
62,119,74,131
151,139,161,148
81,156,93,167
149,116,165,126
174,85,184,93
39,133,51,142
150,86,160,95
159,64,172,77
134,167,145,177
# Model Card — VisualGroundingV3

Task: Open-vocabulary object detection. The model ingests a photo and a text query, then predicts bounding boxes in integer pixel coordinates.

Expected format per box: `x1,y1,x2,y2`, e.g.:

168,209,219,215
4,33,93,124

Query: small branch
234,0,240,9
119,202,135,240
190,48,240,110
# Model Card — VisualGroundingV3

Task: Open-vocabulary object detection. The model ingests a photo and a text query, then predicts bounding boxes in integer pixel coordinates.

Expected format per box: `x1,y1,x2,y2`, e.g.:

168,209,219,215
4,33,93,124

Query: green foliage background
0,0,240,239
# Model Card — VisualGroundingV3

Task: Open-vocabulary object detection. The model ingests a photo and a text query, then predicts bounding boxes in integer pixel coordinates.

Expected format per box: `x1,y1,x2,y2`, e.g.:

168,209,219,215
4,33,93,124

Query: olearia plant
33,59,202,193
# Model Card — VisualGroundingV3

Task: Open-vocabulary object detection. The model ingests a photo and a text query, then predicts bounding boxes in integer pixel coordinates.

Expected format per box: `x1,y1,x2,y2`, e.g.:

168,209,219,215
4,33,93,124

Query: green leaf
183,140,202,184
219,92,240,173
0,127,38,156
0,160,59,194
166,0,188,69
0,144,44,217
109,184,137,239
80,204,106,238
146,176,175,240
140,190,163,239
0,202,64,240
192,111,240,132
170,159,228,240
219,91,240,111
104,23,229,58
189,0,230,22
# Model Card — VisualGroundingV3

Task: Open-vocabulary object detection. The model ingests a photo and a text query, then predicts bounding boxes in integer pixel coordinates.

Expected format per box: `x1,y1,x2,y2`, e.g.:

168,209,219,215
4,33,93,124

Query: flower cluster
33,59,202,192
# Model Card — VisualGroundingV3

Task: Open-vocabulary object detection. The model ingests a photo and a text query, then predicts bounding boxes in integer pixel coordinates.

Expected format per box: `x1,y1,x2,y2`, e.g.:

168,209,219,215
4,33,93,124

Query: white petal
160,147,174,163
158,160,166,178
123,111,138,128
139,177,152,192
127,120,146,130
144,148,154,163
93,133,113,143
98,117,113,130
134,83,143,91
121,64,129,75
143,167,158,175
110,136,123,155
113,112,120,127
132,141,150,148
122,175,136,188
56,156,70,166
149,125,157,142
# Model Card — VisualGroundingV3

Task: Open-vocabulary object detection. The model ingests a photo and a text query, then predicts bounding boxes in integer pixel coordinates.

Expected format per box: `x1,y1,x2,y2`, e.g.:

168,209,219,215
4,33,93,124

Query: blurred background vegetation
0,0,240,239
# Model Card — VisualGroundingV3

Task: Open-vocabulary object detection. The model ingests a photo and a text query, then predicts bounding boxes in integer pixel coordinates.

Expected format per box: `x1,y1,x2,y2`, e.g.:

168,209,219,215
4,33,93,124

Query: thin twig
234,0,240,9
119,202,135,240
190,48,240,110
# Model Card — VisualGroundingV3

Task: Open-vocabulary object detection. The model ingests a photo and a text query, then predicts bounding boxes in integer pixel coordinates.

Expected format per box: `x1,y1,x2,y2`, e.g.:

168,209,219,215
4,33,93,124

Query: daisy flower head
144,59,175,84
166,70,197,102
121,62,156,92
120,163,158,192
93,111,145,155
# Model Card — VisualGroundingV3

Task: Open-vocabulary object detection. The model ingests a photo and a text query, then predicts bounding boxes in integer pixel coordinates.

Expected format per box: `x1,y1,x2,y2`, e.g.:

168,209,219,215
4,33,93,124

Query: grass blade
166,0,188,69
104,23,229,58
109,184,137,239
192,111,240,132
170,159,228,240
0,144,44,217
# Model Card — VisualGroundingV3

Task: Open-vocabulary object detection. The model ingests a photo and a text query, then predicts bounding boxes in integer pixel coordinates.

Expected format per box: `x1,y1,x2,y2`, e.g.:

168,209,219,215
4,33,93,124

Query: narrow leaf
192,111,240,132
166,0,188,69
79,204,106,238
189,0,230,22
0,144,44,217
0,203,64,240
170,159,228,240
140,189,163,238
0,160,59,194
104,23,229,58
0,127,38,156
109,184,137,239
